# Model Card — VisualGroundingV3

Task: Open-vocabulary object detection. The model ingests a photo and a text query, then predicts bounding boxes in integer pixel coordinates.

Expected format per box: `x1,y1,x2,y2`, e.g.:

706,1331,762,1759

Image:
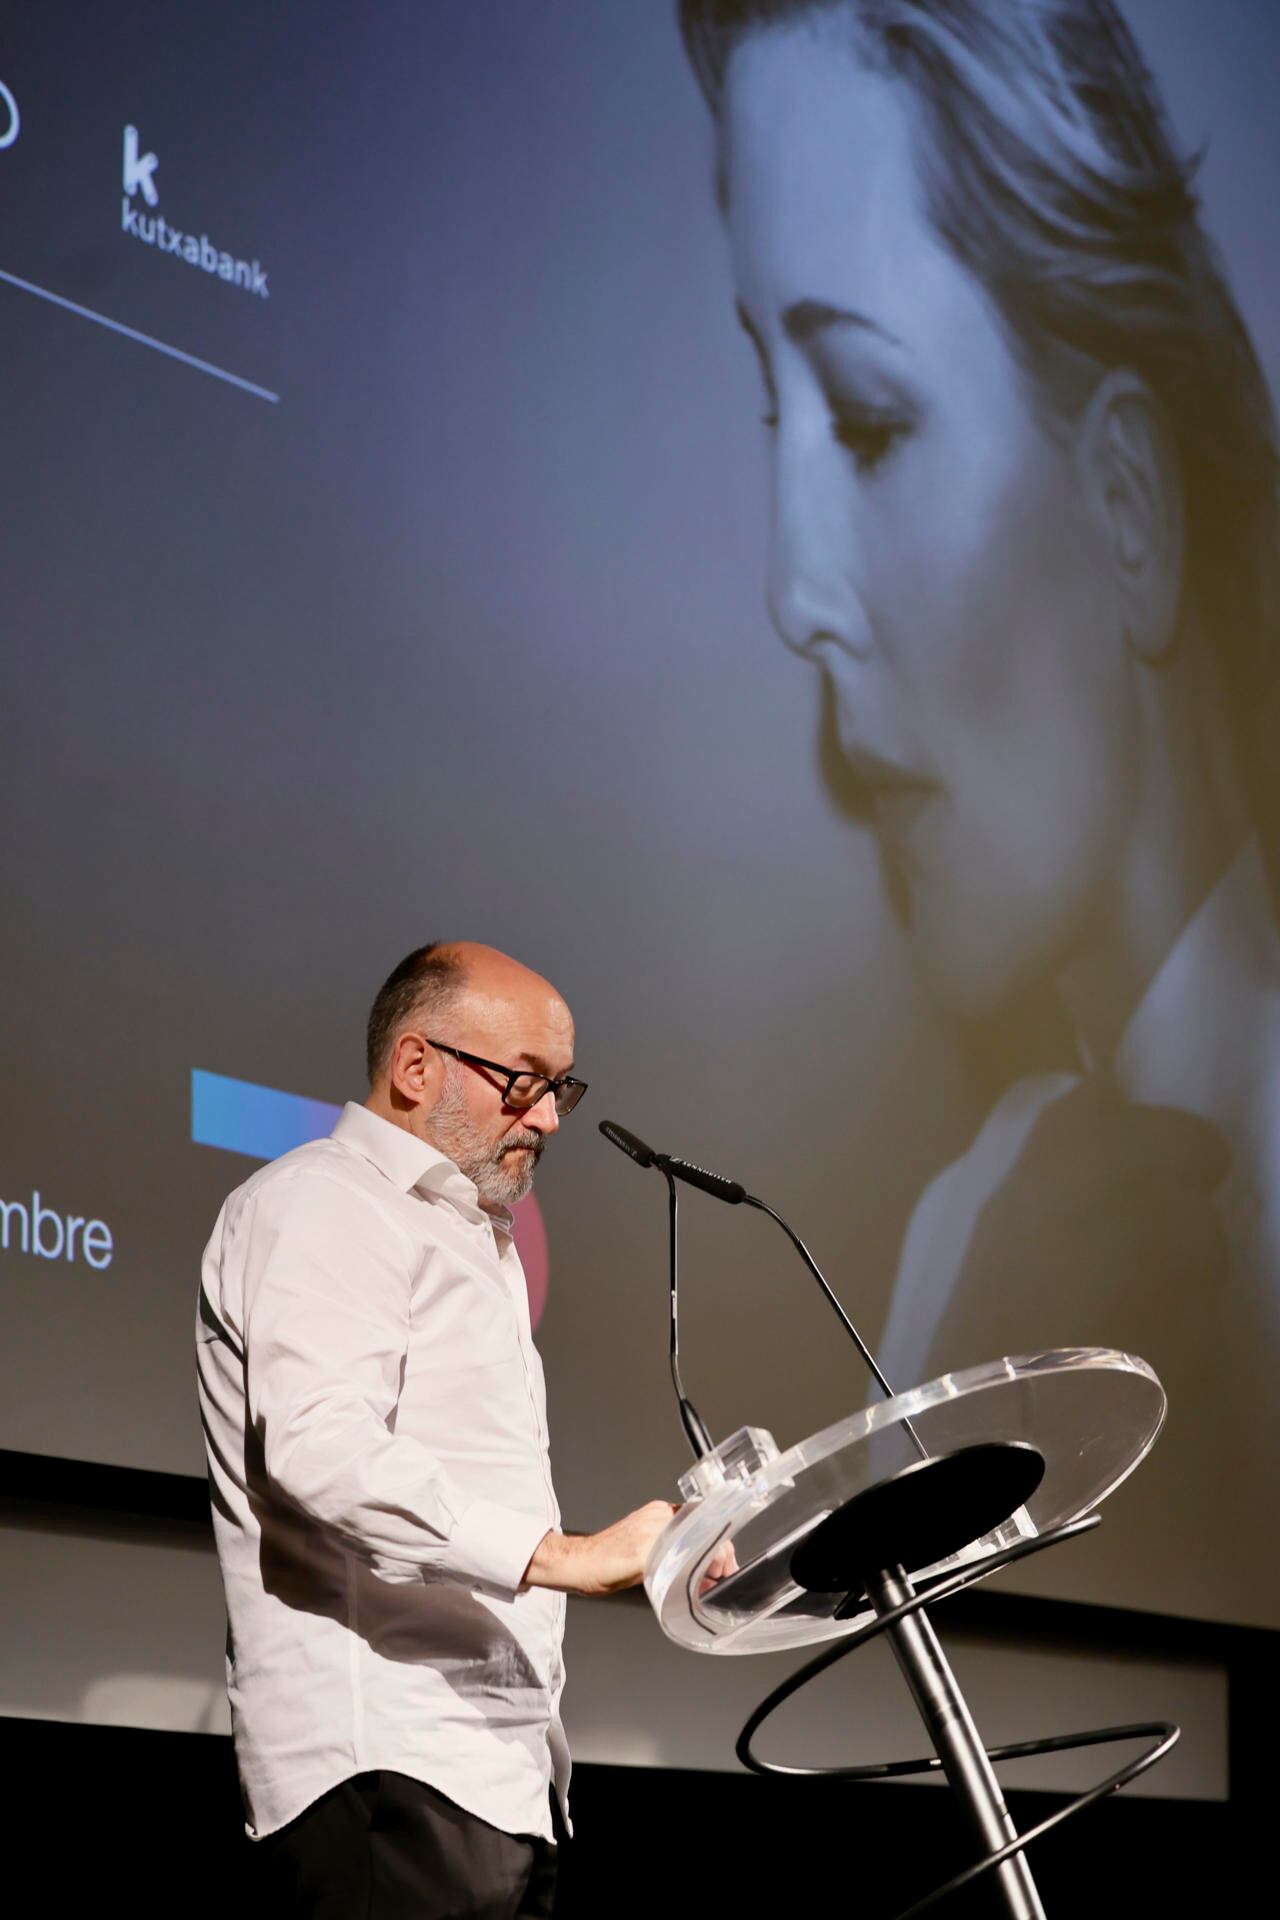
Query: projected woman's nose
766,436,875,666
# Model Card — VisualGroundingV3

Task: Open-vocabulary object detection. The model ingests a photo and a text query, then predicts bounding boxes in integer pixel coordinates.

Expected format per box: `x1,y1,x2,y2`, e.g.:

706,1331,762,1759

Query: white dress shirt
196,1101,569,1842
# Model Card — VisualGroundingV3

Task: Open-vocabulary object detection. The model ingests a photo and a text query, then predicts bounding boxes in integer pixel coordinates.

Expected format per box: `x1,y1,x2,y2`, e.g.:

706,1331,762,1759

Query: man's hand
523,1504,739,1598
697,1536,739,1598
523,1501,679,1595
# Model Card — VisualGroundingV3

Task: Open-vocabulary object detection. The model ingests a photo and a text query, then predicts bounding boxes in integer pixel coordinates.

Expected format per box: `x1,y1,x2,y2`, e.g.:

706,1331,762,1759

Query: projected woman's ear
1076,370,1184,664
681,0,1280,1610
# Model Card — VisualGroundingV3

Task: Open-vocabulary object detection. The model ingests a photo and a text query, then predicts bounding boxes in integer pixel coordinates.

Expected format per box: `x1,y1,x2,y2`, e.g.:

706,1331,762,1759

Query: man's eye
831,410,906,472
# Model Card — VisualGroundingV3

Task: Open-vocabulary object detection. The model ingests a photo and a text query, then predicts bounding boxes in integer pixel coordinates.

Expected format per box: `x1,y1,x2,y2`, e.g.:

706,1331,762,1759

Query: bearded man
197,941,679,1919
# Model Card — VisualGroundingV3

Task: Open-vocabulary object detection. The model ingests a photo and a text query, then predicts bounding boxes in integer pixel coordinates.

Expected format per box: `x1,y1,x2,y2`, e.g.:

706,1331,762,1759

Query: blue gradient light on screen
191,1069,340,1161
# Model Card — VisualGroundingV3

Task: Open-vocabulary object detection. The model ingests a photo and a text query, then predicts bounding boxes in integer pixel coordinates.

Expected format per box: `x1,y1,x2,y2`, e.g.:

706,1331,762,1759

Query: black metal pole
867,1564,1047,1920
663,1167,713,1459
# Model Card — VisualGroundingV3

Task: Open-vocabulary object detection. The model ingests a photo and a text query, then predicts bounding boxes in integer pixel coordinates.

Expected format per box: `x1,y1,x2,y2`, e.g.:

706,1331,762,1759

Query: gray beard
426,1067,542,1207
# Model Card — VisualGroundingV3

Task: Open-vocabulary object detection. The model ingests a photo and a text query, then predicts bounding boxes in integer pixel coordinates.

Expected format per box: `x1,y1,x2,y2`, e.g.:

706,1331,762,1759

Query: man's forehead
453,979,574,1057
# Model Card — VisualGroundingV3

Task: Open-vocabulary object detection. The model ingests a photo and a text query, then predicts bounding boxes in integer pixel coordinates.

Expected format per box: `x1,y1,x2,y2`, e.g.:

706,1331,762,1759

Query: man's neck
364,1087,421,1136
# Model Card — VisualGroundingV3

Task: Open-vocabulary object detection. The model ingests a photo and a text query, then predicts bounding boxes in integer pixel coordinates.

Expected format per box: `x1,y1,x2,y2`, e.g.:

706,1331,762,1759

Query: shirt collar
330,1101,514,1233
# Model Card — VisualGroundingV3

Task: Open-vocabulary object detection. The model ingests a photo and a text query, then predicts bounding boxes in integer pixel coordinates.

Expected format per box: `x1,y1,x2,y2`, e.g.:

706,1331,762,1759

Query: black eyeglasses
427,1040,588,1116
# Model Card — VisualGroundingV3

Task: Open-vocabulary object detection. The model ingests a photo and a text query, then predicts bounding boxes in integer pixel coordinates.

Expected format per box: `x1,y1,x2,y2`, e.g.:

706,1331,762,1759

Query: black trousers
254,1771,560,1919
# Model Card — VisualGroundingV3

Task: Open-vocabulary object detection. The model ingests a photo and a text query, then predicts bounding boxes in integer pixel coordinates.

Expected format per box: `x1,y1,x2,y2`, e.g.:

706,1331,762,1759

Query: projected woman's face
724,30,1140,1018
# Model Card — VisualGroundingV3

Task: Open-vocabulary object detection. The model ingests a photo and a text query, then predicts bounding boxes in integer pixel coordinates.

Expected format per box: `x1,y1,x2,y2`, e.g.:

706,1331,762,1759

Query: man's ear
388,1031,436,1108
1076,368,1184,662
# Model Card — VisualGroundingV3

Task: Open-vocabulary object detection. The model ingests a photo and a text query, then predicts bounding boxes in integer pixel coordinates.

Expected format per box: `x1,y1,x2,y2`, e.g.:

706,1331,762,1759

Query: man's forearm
522,1503,678,1596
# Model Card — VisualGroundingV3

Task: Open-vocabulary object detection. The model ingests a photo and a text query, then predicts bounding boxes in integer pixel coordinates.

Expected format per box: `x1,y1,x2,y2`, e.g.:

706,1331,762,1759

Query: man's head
364,941,578,1207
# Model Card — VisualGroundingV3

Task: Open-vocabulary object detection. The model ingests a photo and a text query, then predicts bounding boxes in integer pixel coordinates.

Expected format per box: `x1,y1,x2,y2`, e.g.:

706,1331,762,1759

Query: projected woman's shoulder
680,0,1280,1477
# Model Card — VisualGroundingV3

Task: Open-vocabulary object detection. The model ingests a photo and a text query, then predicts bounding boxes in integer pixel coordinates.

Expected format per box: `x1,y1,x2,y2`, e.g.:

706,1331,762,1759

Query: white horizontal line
0,265,280,402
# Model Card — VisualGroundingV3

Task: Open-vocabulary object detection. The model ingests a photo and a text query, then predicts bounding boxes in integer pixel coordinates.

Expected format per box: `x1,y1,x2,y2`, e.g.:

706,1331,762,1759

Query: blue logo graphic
192,1068,340,1162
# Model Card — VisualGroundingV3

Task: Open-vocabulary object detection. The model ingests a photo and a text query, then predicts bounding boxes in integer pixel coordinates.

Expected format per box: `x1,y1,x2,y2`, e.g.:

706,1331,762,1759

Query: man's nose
525,1088,560,1135
767,440,872,660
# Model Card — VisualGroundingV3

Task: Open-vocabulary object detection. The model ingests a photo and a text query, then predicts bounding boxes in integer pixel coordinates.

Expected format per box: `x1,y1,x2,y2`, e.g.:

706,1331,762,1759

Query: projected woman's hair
679,0,1280,1445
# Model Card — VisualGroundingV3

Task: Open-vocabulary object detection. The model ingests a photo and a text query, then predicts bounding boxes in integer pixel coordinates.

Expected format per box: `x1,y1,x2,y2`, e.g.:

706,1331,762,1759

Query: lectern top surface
644,1347,1164,1655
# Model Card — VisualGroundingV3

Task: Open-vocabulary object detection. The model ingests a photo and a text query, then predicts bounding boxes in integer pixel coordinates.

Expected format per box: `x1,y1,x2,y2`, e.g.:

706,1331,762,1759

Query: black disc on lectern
789,1441,1045,1599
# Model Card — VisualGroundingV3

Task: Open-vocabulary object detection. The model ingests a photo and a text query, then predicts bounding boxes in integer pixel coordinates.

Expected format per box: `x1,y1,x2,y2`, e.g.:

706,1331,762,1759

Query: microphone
597,1121,745,1204
600,1118,925,1460
662,1157,746,1206
598,1119,659,1169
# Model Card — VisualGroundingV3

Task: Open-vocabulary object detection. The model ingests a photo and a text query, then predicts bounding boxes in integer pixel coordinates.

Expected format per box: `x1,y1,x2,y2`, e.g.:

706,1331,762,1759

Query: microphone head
664,1157,747,1206
598,1119,657,1169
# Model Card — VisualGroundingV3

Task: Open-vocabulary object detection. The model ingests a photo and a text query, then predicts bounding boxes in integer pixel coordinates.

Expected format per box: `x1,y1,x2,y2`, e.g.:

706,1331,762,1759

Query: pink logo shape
511,1191,549,1330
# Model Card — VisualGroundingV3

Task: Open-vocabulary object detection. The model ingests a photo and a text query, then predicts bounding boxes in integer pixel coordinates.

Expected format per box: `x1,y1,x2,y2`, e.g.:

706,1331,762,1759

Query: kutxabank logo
121,124,269,298
191,1070,550,1329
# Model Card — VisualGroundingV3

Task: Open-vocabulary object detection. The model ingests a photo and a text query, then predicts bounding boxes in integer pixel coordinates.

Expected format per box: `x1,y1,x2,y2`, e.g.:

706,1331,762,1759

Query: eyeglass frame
425,1039,588,1116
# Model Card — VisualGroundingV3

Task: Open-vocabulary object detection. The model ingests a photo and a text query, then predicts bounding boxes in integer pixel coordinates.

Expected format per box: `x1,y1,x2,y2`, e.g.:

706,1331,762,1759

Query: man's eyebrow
782,297,901,349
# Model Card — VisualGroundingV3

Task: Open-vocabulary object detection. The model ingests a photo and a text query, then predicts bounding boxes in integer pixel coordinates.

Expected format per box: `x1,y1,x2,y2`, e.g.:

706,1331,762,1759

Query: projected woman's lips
843,741,941,847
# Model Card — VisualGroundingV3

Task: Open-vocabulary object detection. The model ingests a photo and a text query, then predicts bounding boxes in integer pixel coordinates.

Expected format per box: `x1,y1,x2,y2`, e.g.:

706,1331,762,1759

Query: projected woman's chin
725,29,1142,1022
818,615,1140,1026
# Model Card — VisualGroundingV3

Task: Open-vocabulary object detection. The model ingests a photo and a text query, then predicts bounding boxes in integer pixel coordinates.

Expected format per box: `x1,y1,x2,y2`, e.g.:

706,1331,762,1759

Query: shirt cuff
449,1499,553,1595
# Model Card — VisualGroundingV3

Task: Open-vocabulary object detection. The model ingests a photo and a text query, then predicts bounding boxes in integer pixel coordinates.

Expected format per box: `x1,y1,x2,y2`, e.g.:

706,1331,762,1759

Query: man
197,941,680,1918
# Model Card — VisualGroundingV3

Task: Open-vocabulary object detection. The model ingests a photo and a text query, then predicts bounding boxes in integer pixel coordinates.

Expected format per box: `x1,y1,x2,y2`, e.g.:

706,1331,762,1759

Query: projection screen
2,0,1278,1631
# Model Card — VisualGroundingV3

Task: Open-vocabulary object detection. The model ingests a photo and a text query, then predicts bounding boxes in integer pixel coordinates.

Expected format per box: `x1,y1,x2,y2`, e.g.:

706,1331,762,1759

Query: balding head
442,941,572,1051
364,940,576,1205
365,941,571,1085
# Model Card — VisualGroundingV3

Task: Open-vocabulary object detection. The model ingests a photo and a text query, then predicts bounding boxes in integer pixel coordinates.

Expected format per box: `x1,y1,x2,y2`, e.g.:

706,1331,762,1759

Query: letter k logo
123,124,159,205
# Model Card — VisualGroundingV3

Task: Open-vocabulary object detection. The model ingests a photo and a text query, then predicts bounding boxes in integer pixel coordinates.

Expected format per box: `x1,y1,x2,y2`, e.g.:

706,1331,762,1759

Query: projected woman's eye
684,0,1280,1616
827,404,906,471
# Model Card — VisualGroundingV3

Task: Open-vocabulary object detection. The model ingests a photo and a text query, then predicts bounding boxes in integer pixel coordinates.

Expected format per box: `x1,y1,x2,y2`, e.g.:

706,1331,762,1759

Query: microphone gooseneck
599,1120,714,1460
600,1116,928,1464
741,1194,899,1406
662,1166,715,1460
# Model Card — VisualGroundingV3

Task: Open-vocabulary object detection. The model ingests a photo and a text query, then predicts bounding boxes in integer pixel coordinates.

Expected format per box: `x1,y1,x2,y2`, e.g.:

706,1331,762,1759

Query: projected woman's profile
679,0,1280,1531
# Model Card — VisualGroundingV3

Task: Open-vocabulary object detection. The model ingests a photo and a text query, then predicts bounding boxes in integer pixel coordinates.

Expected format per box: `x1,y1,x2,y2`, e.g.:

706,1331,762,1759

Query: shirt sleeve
233,1167,551,1596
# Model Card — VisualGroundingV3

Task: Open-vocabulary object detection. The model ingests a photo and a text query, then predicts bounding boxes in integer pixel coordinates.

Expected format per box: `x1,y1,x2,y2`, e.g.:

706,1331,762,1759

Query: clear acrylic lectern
644,1348,1175,1918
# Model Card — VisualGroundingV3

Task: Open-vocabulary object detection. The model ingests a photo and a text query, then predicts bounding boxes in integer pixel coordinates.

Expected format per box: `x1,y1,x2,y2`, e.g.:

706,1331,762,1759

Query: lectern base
870,1561,1045,1920
785,1447,1047,1917
738,1469,1177,1918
